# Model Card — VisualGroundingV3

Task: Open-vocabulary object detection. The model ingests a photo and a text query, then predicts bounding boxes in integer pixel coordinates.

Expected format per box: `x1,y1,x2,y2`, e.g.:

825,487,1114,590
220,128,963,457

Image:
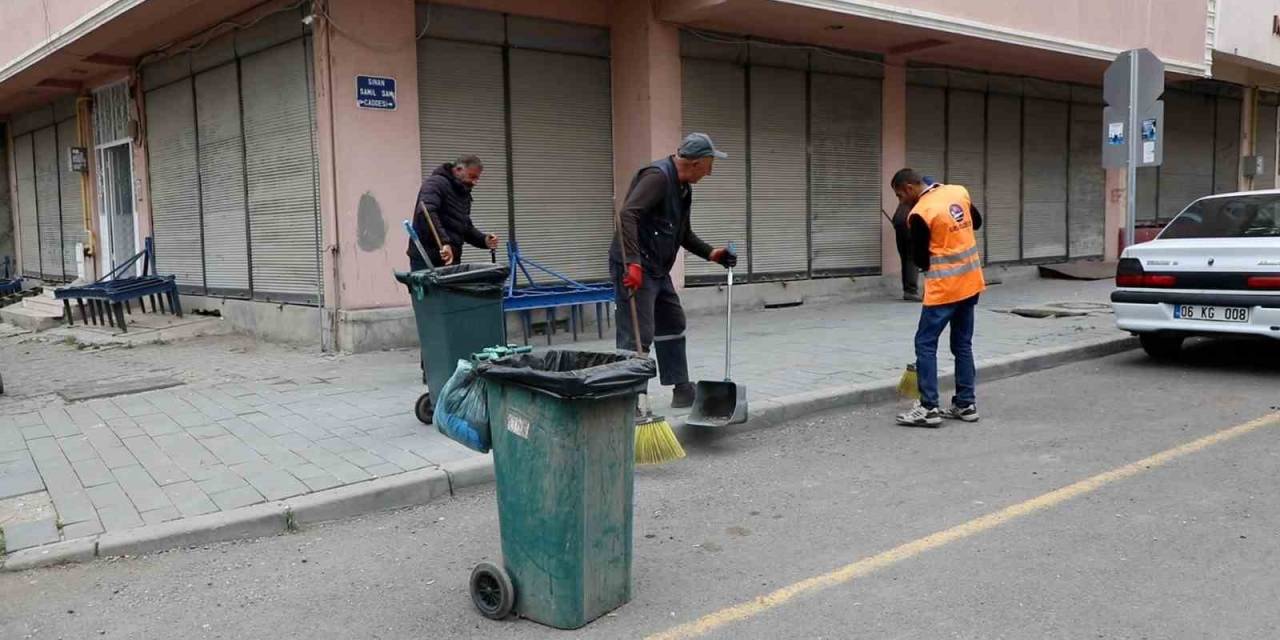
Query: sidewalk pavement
0,276,1126,568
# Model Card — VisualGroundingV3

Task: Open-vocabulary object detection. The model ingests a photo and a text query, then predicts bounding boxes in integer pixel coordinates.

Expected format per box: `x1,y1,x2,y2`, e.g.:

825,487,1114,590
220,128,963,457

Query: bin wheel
470,562,515,620
414,393,433,425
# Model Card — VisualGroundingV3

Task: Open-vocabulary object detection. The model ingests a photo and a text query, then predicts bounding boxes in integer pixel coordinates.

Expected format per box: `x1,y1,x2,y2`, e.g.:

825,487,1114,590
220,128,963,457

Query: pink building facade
1,0,1271,350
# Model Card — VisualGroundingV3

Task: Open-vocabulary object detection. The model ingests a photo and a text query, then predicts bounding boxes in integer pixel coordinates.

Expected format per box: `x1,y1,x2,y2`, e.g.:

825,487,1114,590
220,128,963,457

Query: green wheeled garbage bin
472,351,657,629
395,264,508,424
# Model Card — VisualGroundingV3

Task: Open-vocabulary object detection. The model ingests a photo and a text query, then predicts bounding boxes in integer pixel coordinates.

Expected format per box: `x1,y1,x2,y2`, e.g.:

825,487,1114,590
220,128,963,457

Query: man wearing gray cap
610,132,738,408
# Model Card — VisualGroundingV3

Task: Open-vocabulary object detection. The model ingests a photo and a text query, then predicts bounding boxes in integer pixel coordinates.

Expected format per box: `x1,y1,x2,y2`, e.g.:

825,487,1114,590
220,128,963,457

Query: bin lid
395,264,509,296
476,350,656,399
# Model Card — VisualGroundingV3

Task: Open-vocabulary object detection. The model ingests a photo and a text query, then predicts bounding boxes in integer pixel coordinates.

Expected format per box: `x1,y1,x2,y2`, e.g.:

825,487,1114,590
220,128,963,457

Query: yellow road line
647,411,1280,640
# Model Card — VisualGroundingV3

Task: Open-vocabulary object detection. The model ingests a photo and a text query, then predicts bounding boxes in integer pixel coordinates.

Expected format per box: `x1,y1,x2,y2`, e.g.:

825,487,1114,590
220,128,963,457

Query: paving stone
209,486,265,511
187,424,231,440
66,406,105,428
57,435,99,463
314,437,360,454
86,482,132,509
84,425,125,452
286,463,330,481
162,481,219,518
196,470,250,495
202,435,260,466
0,469,44,499
273,433,314,452
2,518,60,551
35,458,83,495
372,448,433,472
363,463,404,478
97,446,138,470
315,458,373,484
116,399,161,418
138,414,181,437
12,412,43,428
141,463,189,486
27,437,65,462
112,465,173,512
21,425,52,441
97,504,144,532
300,474,344,492
62,518,104,540
72,458,115,487
229,460,276,477
339,449,387,469
245,470,309,501
50,489,98,525
121,436,172,469
140,506,183,525
0,448,31,464
409,439,476,465
86,399,126,420
172,412,211,428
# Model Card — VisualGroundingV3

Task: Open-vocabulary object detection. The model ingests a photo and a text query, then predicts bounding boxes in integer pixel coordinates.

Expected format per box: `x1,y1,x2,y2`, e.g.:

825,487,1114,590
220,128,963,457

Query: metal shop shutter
1021,98,1068,259
906,85,945,181
508,49,613,282
195,63,250,295
1255,104,1278,191
56,118,86,278
947,89,985,257
1068,102,1105,257
984,94,1021,263
418,38,510,266
33,126,63,280
14,134,40,277
749,66,807,278
241,39,320,302
1158,91,1214,219
809,72,881,274
1214,96,1242,194
145,78,205,290
681,58,747,281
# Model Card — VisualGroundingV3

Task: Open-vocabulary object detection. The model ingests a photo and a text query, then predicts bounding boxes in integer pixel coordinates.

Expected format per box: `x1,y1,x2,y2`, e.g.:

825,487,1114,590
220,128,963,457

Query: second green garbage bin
472,351,656,629
395,264,509,424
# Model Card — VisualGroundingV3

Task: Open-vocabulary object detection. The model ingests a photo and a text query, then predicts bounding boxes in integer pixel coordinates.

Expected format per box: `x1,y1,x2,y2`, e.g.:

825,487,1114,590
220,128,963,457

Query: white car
1112,189,1280,359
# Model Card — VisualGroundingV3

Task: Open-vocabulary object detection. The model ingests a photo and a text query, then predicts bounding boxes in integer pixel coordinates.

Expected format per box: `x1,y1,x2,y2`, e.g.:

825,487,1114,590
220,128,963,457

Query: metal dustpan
686,263,747,427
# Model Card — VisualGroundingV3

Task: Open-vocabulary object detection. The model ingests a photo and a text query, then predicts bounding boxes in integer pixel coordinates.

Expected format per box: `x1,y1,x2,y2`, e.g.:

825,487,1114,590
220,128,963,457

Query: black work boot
671,382,696,409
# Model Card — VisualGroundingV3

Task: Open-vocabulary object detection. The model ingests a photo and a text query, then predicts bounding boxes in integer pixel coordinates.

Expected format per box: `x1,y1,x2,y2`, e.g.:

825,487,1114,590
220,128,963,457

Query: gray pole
1125,52,1139,249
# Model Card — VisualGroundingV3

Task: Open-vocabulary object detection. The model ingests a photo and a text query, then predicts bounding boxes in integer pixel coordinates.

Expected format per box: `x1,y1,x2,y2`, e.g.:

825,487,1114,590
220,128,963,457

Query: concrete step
22,296,65,316
0,304,63,331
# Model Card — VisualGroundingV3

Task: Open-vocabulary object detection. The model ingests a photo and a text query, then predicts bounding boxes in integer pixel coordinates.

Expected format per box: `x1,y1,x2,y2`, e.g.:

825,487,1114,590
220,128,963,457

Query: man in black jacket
407,155,499,270
611,133,738,408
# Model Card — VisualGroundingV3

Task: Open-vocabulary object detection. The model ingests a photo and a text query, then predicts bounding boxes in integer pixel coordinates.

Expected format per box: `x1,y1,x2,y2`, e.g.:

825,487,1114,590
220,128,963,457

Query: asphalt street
3,338,1279,640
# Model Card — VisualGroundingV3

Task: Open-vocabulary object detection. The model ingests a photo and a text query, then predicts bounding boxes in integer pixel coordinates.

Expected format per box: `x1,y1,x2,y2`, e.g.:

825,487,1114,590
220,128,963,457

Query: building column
313,0,422,351
609,0,682,284
1240,86,1257,192
1104,168,1125,259
880,57,906,275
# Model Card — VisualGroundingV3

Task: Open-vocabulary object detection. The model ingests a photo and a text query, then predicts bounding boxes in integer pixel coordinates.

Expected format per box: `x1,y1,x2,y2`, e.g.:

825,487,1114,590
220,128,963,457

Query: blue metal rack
502,240,614,345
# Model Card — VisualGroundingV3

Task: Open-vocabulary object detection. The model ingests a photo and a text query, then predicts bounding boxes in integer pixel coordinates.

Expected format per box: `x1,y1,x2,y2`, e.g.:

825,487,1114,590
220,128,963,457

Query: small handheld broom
896,363,919,400
615,210,685,465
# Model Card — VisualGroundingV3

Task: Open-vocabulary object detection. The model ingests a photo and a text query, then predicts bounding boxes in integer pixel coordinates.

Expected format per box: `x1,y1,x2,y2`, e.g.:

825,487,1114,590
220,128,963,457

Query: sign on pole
356,75,397,110
1102,49,1164,249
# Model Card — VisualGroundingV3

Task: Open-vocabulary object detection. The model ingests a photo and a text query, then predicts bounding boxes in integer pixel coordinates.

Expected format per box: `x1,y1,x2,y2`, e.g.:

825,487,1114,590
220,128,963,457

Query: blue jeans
914,294,979,409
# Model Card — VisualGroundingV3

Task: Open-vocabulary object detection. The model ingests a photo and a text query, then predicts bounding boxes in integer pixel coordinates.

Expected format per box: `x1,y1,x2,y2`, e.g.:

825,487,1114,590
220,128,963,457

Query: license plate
1172,304,1250,323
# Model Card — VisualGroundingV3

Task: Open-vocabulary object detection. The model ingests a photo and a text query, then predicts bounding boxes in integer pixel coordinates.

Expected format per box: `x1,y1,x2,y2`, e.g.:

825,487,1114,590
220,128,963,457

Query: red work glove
622,263,644,291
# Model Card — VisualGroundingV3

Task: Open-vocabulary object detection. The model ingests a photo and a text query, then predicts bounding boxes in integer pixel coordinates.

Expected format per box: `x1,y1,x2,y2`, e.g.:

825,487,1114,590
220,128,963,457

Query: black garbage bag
475,350,656,399
394,263,509,299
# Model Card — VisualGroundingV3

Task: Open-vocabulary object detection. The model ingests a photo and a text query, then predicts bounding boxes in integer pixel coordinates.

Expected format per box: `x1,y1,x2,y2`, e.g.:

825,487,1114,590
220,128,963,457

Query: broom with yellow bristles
896,363,919,400
615,210,685,465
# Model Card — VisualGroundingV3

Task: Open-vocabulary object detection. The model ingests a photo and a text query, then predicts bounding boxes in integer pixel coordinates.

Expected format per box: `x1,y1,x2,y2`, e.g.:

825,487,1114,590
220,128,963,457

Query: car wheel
1140,333,1184,360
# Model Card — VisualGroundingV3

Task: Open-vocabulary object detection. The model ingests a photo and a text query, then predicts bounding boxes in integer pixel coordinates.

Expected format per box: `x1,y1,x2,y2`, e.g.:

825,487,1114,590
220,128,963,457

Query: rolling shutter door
749,66,807,277
1068,102,1105,257
34,127,63,280
947,89,985,257
0,137,9,267
1214,96,1241,194
145,79,205,290
1021,98,1068,259
810,73,880,273
1254,103,1277,191
418,38,509,266
984,94,1021,263
56,118,86,278
507,50,613,282
241,39,320,302
195,63,250,295
681,58,747,280
15,134,40,277
1158,91,1214,219
906,85,945,181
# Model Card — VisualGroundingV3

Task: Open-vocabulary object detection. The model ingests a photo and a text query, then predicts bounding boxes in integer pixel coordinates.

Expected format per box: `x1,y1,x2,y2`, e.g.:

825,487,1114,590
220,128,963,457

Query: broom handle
613,207,647,358
417,201,452,265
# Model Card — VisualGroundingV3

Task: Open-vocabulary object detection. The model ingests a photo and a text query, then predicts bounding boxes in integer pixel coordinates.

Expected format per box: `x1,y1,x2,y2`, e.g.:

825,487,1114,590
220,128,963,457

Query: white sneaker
942,404,980,422
896,402,942,427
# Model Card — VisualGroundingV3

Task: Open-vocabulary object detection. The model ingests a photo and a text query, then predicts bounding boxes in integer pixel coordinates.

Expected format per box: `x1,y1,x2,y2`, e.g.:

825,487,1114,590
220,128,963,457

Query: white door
97,143,137,277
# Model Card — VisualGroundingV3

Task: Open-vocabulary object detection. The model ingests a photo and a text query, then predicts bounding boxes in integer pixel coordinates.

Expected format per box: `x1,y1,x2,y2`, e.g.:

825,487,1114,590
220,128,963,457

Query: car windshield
1161,194,1280,239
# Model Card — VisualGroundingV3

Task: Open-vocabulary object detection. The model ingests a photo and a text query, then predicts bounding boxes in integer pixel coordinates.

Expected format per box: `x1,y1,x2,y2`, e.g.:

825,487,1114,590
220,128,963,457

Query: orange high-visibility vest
908,184,986,307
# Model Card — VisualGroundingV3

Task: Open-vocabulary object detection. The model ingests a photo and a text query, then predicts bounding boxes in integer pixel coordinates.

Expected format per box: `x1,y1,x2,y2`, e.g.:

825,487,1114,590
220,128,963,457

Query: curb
1,334,1137,572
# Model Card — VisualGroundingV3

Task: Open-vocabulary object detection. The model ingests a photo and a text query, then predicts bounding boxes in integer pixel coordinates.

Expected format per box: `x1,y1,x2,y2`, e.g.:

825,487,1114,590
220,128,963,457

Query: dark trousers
914,294,979,409
894,227,919,296
611,262,689,386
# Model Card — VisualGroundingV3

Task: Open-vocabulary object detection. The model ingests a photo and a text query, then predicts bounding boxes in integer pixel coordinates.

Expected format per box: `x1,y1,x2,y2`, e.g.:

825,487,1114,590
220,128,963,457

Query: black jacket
407,164,489,269
609,156,713,277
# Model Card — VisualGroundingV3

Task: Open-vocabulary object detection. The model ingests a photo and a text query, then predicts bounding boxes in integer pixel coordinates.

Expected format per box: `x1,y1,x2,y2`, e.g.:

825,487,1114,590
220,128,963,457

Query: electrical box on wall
1242,154,1266,178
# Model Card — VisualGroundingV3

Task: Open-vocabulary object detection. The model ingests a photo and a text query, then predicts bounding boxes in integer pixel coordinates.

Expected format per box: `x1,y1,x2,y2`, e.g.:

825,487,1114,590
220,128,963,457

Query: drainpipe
76,95,96,281
316,0,343,352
